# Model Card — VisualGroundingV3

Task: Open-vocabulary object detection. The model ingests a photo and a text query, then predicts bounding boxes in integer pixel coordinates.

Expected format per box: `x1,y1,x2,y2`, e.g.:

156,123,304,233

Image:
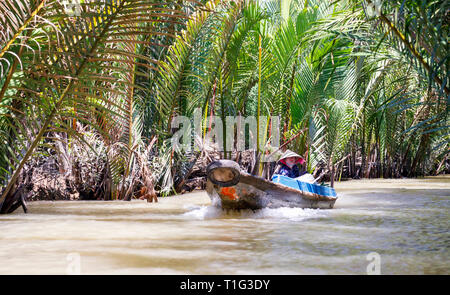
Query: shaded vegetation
0,0,448,213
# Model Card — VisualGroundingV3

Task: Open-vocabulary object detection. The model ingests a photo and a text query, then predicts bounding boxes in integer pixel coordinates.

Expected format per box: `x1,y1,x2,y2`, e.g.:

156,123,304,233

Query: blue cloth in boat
271,174,337,198
275,163,305,178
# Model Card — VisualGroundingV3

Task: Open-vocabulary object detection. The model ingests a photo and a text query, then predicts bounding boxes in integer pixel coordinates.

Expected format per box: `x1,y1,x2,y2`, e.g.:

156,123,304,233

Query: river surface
0,176,449,275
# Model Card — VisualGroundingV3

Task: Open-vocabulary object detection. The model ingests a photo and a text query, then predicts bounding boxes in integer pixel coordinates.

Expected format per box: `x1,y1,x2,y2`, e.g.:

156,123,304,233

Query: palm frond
0,0,202,209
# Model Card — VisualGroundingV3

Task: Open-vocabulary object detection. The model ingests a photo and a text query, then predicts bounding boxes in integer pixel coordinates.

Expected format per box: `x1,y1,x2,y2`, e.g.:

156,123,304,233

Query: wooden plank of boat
206,160,338,210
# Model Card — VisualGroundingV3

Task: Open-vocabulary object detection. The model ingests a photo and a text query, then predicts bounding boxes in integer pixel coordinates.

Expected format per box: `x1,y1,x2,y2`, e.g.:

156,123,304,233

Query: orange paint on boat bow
220,187,239,200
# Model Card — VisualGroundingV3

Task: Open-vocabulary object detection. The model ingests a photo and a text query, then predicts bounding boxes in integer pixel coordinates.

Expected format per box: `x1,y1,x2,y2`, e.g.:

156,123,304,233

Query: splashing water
183,205,328,221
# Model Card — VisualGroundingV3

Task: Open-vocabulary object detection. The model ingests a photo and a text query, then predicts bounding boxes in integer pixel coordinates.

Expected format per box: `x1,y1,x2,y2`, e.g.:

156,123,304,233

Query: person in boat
274,150,306,178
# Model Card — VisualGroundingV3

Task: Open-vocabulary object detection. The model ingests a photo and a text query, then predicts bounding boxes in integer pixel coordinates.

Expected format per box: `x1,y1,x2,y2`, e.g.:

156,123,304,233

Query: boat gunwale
229,172,338,202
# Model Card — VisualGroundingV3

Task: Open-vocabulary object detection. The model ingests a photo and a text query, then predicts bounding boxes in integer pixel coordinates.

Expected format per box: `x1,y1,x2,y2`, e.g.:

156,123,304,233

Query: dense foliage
0,0,448,211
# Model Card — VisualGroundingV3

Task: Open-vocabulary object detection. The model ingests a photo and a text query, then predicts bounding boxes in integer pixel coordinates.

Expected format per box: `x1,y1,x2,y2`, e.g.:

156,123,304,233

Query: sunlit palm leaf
0,0,201,209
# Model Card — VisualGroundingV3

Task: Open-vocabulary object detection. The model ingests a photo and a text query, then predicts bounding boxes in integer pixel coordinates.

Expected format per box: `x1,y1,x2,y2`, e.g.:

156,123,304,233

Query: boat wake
183,205,328,221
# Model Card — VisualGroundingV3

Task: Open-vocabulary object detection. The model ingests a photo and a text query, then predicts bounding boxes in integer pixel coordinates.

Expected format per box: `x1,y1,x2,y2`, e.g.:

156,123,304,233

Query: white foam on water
254,207,327,221
183,205,328,221
183,205,224,219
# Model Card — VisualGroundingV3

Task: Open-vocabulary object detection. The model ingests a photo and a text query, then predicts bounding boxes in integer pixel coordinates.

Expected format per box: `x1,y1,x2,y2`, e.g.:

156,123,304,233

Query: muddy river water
0,176,448,274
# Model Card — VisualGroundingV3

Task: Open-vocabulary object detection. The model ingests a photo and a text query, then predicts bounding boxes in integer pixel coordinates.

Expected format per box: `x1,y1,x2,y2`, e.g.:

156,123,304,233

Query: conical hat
278,149,305,165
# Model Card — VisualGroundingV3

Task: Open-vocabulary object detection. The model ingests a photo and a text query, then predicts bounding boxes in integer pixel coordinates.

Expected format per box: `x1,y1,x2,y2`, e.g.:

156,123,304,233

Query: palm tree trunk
435,155,447,175
360,121,366,178
409,133,430,177
330,163,335,188
364,127,373,178
220,71,227,159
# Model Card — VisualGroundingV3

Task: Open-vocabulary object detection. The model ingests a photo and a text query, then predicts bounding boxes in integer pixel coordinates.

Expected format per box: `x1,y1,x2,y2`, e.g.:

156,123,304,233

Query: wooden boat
206,160,338,210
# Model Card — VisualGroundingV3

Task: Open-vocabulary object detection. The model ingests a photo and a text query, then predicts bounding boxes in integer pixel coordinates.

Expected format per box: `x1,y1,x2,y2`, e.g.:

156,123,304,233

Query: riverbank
333,175,450,194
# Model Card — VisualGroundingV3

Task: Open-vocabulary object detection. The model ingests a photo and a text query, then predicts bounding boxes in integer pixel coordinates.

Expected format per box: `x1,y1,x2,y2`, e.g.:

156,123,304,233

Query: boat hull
206,161,337,210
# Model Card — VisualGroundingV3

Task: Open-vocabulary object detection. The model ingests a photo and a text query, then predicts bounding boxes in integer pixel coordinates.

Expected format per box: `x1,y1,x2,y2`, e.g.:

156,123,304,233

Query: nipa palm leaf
0,0,201,210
